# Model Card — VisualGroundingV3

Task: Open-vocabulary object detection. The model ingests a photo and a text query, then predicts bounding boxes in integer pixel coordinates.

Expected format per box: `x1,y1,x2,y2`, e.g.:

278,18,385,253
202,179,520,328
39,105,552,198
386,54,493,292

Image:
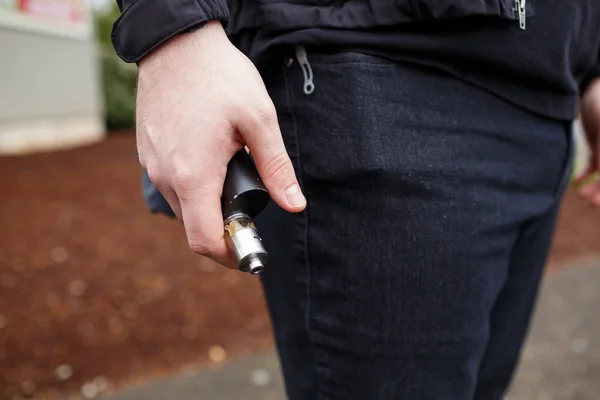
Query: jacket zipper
515,0,526,30
295,45,315,95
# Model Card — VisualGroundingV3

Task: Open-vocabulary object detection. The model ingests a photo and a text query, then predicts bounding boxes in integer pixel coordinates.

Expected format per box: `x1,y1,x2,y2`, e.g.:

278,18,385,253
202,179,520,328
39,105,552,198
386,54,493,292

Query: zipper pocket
514,0,527,30
295,45,315,95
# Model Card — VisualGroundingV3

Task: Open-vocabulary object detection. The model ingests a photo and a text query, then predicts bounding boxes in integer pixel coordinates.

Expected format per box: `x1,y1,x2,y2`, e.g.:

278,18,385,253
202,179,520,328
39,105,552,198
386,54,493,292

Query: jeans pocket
302,49,398,66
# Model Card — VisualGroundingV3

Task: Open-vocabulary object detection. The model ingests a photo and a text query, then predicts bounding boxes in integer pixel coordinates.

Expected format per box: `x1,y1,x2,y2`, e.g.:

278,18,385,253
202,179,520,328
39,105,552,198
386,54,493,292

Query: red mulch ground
0,133,598,400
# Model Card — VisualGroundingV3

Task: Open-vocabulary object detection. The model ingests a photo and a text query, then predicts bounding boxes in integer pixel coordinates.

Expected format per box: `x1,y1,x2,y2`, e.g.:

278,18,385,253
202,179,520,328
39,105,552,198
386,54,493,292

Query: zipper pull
515,0,526,30
295,45,315,95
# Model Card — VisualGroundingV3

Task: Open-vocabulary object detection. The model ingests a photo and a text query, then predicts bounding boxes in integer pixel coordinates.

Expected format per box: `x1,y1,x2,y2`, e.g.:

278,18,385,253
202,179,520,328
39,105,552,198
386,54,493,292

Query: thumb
237,106,307,213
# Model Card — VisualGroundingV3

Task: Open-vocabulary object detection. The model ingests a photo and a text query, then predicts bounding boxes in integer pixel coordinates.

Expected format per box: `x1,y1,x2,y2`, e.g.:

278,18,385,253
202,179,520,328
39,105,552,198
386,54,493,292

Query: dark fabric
254,51,573,400
112,0,229,62
110,0,532,63
242,0,600,122
227,0,533,33
141,169,177,218
111,0,600,120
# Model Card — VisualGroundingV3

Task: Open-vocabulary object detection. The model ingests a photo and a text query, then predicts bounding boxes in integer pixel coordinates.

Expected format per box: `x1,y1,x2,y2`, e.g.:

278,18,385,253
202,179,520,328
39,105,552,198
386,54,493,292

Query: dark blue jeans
256,49,574,400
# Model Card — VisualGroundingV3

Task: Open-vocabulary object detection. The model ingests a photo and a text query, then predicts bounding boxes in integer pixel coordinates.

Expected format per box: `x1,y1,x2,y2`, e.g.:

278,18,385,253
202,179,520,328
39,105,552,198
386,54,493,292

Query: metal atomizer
222,151,271,275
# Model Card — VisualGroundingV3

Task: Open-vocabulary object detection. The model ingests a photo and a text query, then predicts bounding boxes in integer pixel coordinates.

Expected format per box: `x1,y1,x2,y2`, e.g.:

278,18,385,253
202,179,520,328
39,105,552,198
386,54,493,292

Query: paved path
102,259,600,400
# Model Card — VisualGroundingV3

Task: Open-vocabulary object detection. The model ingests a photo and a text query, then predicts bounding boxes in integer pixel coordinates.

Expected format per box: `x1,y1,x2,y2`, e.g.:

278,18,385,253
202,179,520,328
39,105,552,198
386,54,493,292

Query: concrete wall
0,23,105,154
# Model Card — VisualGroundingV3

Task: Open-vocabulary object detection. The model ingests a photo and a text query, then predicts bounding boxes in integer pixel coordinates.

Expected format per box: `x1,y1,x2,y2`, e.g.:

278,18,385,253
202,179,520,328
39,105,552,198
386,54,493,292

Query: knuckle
137,153,147,169
171,167,194,194
250,104,277,127
146,165,163,187
187,238,216,256
262,152,293,181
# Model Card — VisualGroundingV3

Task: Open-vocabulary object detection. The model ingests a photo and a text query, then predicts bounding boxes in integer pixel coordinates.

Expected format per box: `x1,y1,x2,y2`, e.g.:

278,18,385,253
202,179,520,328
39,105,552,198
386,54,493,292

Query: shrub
100,50,136,130
95,5,137,130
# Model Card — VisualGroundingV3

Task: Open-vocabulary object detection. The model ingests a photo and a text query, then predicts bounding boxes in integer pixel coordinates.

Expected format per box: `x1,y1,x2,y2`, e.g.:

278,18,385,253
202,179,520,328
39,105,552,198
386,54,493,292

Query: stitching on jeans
305,51,398,67
283,63,322,399
313,62,397,67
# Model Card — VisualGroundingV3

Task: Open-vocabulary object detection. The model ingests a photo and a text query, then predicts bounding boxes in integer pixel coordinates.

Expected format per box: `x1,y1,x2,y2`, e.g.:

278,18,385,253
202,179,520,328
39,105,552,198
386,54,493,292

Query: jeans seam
312,61,397,67
283,64,322,399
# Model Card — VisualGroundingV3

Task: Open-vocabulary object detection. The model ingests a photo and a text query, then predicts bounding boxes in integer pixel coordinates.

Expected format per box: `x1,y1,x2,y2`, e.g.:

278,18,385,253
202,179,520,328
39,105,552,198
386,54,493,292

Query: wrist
139,21,227,69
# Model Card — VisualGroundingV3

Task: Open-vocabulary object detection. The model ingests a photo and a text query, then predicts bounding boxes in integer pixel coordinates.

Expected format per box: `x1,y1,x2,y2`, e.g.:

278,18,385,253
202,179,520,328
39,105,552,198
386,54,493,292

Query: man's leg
474,138,573,399
256,50,572,400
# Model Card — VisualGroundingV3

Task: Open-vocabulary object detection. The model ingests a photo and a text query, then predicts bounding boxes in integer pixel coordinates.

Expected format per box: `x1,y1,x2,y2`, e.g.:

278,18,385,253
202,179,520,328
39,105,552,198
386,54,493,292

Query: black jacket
111,0,534,63
111,0,600,121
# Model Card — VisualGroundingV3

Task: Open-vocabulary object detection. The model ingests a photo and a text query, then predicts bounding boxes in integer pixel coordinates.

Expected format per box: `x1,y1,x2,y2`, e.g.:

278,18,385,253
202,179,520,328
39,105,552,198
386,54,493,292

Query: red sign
18,0,84,23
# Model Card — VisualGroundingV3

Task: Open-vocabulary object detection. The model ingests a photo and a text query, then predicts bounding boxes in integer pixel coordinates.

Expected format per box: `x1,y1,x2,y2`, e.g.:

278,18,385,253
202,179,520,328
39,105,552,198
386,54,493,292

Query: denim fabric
141,169,176,218
255,50,574,400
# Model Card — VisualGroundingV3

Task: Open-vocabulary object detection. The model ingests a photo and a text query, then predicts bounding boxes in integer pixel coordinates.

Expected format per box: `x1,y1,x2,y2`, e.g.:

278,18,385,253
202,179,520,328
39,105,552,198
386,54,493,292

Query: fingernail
285,184,306,207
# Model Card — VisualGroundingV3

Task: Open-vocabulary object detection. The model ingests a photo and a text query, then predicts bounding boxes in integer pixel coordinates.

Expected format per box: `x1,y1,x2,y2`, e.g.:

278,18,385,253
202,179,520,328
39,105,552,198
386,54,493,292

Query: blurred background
0,1,599,399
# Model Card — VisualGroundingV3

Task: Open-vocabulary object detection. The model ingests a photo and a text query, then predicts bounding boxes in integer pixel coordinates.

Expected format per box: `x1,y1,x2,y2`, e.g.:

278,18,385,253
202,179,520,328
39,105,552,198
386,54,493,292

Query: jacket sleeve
111,0,230,63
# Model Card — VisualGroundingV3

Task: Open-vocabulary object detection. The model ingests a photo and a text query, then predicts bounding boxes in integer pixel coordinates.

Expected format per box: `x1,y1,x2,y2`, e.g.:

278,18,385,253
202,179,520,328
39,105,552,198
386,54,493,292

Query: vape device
221,151,271,275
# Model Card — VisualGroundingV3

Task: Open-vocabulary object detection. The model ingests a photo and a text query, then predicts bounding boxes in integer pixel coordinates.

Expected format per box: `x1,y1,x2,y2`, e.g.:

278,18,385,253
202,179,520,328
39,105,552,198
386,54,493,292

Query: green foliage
100,50,137,130
95,5,121,50
95,5,137,130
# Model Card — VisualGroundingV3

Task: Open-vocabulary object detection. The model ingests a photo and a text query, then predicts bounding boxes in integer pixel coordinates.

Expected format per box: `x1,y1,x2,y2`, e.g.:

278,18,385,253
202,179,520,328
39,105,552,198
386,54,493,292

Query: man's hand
136,21,306,268
577,78,600,207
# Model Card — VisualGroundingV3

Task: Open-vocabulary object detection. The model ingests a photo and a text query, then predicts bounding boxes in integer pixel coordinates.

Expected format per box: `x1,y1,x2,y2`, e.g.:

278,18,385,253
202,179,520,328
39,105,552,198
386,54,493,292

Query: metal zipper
515,0,527,30
295,45,315,95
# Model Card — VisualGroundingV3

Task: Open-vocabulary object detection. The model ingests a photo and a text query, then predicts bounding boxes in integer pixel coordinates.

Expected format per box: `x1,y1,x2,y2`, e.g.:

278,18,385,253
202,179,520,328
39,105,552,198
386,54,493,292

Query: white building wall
0,3,104,155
